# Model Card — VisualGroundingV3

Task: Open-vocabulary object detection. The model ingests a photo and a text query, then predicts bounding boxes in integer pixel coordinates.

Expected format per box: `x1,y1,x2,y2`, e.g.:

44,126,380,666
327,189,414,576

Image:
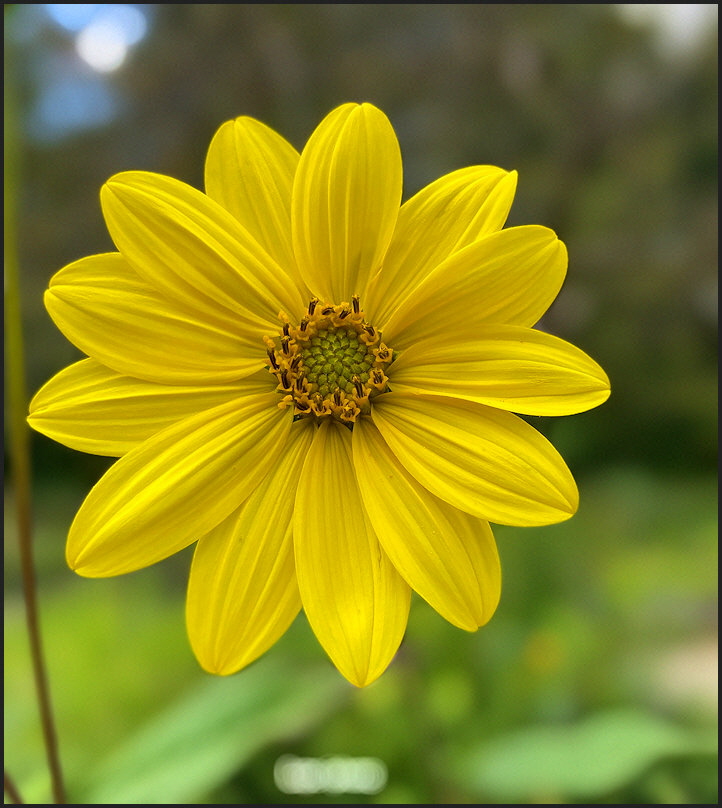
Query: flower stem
4,770,26,804
4,44,67,806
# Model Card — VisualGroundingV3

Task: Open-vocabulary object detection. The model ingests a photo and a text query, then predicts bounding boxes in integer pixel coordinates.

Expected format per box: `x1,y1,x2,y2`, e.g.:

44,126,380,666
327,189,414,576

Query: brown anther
352,375,365,397
339,403,359,423
352,295,360,314
290,354,302,371
267,349,279,370
311,393,332,416
280,369,290,390
308,298,319,315
363,325,376,337
321,306,335,315
299,317,309,332
281,336,291,355
333,389,342,406
338,307,350,319
282,322,290,337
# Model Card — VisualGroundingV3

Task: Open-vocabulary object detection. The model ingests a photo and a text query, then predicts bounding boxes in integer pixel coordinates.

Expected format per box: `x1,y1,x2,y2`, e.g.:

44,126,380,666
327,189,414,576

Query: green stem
4,770,25,804
4,42,67,806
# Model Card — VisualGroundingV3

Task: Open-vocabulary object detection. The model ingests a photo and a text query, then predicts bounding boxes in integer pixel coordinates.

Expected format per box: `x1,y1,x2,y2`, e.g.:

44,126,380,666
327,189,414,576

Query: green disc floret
302,328,375,395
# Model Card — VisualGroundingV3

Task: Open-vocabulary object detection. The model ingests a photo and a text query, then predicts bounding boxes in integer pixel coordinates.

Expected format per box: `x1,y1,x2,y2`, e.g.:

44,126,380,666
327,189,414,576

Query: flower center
264,295,393,423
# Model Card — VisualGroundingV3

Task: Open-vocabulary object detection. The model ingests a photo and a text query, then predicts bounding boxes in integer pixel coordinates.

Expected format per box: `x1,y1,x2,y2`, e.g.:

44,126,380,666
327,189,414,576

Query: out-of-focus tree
9,4,716,483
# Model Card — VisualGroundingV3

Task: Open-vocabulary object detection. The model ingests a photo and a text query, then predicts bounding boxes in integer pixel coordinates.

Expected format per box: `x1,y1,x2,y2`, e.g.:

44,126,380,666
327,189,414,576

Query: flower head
28,103,610,687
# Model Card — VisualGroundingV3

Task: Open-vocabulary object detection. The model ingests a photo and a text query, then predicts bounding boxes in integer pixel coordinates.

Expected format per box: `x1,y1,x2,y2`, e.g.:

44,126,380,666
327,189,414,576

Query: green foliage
5,471,716,803
82,662,350,804
454,708,716,802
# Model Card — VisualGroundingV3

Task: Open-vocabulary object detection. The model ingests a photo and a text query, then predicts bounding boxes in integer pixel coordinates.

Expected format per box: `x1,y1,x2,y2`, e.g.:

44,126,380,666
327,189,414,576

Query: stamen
267,349,279,370
371,369,388,390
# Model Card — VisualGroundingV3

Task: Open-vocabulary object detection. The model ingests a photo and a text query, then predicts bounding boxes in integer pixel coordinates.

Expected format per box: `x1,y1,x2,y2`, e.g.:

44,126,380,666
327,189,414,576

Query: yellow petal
28,358,274,456
353,419,500,630
372,393,578,526
45,253,264,384
383,225,567,350
187,419,315,675
67,393,292,577
294,419,410,687
101,171,307,329
204,116,303,286
389,324,611,415
292,103,402,303
366,166,517,326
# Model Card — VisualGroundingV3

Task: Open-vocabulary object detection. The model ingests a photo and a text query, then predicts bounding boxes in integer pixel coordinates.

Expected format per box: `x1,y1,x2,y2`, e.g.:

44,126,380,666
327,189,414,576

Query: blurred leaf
455,707,716,801
81,658,350,804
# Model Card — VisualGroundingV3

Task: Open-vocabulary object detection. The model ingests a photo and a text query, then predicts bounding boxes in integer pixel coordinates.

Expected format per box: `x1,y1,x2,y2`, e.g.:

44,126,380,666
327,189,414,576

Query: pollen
264,297,393,423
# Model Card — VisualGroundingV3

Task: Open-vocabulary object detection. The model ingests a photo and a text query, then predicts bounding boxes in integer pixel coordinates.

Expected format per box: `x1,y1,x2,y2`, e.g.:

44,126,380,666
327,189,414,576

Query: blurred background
4,4,717,804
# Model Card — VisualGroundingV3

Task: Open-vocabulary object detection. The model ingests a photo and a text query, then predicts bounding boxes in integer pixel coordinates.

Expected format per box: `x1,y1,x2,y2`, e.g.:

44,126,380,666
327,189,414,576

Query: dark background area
5,4,717,804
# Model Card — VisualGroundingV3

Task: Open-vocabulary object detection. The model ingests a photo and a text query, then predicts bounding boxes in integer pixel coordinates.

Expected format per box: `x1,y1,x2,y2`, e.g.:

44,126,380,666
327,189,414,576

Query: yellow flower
28,103,610,687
